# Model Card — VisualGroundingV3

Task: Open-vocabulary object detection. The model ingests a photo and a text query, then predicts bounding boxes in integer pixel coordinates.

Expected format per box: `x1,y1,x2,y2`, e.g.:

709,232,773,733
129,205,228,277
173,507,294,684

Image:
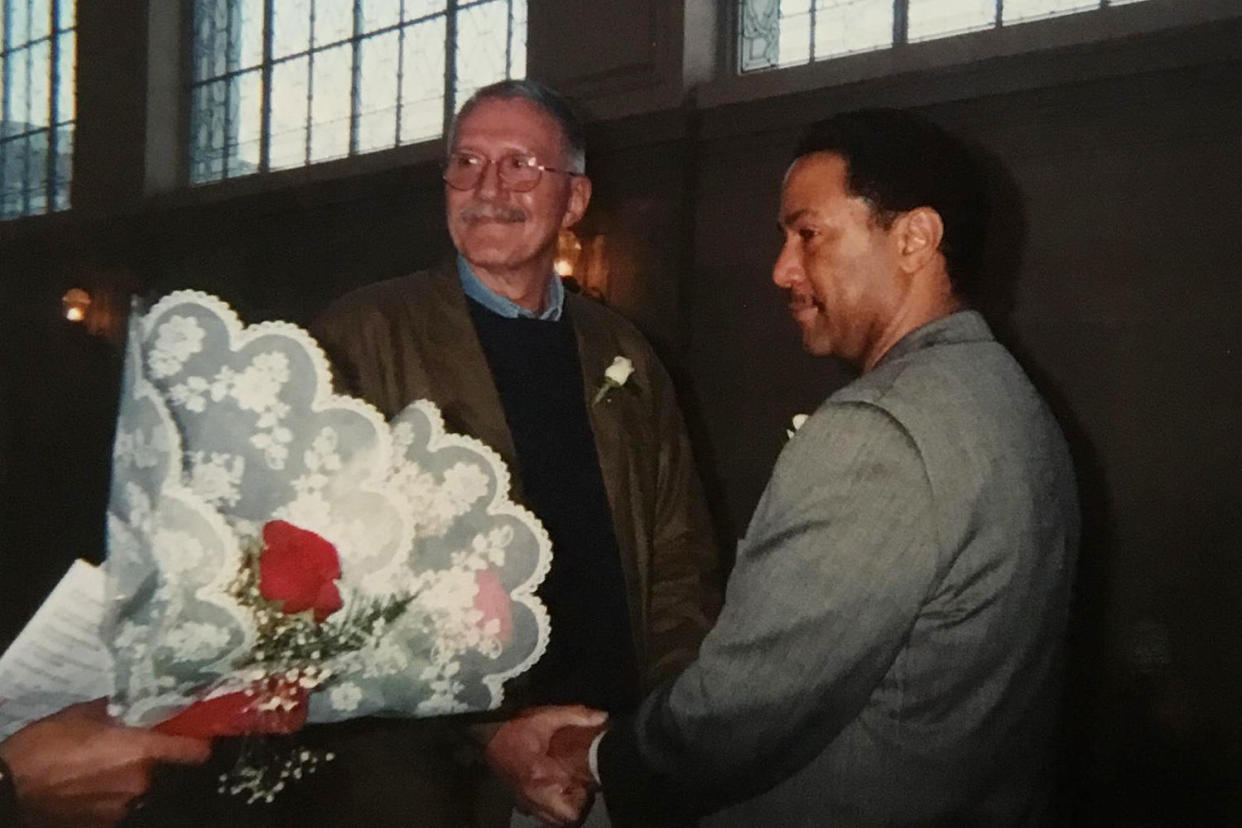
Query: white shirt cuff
588,730,606,785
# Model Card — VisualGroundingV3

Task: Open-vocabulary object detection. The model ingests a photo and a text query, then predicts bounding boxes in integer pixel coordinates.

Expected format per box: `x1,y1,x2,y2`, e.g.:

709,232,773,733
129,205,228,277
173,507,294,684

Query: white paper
0,560,115,739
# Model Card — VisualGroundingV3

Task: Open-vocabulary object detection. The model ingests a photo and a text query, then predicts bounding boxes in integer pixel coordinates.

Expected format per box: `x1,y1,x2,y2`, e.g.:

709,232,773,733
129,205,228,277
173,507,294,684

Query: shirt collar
457,255,564,321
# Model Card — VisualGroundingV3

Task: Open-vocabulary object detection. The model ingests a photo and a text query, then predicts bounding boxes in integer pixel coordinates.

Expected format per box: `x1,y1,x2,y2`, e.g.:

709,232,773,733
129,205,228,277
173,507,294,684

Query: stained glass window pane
237,0,266,69
56,30,74,123
509,0,528,78
739,1,1158,74
357,30,399,154
189,79,227,181
315,0,355,47
56,0,74,31
52,123,71,208
28,39,51,128
229,68,263,177
456,0,510,104
363,0,402,32
189,0,524,183
8,46,31,126
778,0,811,66
399,15,446,144
0,0,77,219
405,0,447,21
193,0,230,80
308,44,351,162
269,55,310,170
272,0,311,59
30,0,50,42
1002,0,1097,26
813,0,892,60
24,129,46,213
908,0,994,42
2,137,32,218
10,0,30,45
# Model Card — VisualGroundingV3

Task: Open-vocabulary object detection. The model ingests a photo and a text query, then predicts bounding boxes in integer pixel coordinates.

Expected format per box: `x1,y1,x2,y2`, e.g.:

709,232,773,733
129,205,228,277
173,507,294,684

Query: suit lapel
569,298,647,664
417,265,524,500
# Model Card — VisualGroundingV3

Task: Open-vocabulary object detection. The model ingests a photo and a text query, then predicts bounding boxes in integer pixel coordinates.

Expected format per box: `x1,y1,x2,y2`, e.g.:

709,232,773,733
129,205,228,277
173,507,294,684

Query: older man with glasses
287,79,721,827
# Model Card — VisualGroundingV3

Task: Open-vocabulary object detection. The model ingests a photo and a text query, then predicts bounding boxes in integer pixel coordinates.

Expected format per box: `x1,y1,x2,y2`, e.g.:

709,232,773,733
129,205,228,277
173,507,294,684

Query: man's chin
799,329,834,357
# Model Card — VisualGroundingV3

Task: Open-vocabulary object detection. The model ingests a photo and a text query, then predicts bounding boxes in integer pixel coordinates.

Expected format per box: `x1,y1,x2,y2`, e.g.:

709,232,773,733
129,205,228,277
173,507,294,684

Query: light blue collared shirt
457,255,564,321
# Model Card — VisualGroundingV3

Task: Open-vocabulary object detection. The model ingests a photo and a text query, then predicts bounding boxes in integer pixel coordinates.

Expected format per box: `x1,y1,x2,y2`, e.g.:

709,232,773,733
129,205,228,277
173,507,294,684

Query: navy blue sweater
467,298,639,716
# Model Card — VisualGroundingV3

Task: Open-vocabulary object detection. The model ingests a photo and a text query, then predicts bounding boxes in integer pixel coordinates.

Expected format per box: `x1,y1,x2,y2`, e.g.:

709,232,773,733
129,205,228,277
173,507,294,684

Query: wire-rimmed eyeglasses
443,151,583,192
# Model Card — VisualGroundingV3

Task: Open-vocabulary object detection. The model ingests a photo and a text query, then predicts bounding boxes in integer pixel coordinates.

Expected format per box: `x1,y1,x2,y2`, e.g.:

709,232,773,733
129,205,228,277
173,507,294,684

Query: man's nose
772,241,801,288
474,159,507,199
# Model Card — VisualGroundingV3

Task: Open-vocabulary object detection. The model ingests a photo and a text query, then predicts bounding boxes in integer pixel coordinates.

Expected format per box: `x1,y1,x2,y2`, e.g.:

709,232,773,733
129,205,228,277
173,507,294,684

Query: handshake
484,705,611,826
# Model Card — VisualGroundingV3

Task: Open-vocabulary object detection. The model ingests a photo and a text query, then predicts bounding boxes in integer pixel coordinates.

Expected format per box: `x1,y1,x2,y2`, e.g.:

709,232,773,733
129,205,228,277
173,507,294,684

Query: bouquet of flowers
103,290,551,799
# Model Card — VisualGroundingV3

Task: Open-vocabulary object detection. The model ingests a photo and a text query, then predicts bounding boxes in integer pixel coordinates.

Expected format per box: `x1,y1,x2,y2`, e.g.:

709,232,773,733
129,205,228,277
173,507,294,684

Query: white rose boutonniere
593,356,635,404
786,413,809,439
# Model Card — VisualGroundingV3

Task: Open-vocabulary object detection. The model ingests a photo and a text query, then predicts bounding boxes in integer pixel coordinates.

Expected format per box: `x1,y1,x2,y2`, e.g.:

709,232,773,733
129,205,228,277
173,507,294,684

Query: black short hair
795,108,989,300
448,79,586,173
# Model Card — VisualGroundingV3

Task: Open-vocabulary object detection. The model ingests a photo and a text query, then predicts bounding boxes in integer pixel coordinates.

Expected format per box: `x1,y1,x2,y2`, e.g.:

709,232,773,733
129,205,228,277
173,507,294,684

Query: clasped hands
484,705,609,826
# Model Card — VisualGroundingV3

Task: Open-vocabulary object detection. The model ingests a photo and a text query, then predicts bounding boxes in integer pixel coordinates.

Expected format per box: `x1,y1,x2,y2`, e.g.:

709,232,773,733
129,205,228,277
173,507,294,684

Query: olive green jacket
312,263,721,685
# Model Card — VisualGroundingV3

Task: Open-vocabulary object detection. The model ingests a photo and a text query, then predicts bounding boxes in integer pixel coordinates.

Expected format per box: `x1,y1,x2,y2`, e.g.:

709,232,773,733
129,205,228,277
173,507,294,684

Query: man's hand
547,719,601,787
484,705,607,825
0,698,211,828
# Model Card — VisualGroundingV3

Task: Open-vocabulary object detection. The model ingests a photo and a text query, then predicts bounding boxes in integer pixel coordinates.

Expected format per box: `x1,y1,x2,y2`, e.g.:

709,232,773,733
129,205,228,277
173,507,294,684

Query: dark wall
1,5,1240,822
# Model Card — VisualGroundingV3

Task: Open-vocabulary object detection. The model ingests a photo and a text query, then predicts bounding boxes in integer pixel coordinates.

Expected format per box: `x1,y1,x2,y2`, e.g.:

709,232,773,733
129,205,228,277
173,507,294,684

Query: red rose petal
259,520,343,621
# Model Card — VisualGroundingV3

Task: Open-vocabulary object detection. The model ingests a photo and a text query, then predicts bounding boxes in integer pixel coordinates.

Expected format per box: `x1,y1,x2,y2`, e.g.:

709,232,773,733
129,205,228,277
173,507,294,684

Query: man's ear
562,175,592,228
895,206,944,272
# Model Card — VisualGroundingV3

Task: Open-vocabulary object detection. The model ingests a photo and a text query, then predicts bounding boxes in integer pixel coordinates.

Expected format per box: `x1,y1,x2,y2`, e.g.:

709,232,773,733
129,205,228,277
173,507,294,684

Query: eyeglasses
443,151,582,192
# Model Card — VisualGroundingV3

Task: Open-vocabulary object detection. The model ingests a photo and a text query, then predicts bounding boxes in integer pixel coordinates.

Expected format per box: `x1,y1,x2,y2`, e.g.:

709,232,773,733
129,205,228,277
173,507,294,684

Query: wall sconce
554,228,583,278
62,288,92,322
555,228,611,301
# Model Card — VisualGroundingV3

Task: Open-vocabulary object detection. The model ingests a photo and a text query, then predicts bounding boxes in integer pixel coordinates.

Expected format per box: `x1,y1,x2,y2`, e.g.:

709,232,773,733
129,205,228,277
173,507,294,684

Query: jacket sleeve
642,357,723,687
601,401,938,820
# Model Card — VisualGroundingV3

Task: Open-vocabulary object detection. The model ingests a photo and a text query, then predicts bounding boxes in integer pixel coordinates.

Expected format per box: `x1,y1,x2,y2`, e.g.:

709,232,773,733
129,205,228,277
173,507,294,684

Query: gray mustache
460,204,527,223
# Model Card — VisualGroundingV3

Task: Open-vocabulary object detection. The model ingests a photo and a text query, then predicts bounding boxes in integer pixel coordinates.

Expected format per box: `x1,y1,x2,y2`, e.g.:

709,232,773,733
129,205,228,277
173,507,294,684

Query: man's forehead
779,153,855,219
452,98,564,152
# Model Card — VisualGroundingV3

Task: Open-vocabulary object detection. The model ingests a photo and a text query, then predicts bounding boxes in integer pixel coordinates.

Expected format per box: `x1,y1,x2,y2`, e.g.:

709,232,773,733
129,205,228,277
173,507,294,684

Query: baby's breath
211,541,413,802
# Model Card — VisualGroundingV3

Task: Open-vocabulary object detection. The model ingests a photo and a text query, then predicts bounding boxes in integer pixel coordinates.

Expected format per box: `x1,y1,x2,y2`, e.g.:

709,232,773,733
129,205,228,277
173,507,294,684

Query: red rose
259,520,342,622
473,569,514,644
154,680,308,739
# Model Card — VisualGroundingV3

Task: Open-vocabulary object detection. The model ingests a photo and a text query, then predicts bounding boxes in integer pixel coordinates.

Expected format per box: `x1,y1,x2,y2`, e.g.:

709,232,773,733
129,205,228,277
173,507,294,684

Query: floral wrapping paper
105,290,551,729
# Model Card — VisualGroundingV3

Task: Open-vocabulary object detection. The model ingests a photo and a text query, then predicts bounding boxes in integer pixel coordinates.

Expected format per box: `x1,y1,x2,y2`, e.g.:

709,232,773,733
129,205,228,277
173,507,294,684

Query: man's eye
503,155,536,171
798,228,818,242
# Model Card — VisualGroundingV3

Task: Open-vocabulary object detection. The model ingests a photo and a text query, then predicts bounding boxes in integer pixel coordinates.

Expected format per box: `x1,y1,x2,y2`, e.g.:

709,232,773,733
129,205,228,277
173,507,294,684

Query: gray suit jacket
600,310,1079,827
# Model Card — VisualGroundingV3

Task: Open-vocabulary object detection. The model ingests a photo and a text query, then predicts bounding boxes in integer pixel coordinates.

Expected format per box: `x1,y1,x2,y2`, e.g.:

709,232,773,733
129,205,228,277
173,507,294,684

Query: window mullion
349,0,361,157
20,0,31,215
305,0,315,166
443,0,457,138
222,0,235,178
505,0,512,74
1,0,11,215
259,0,272,172
45,0,58,210
808,0,816,62
394,0,405,146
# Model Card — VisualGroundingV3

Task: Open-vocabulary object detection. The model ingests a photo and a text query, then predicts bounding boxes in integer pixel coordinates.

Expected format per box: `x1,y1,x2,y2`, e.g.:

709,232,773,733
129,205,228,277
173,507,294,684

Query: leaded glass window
189,0,527,184
0,0,76,219
739,0,1154,72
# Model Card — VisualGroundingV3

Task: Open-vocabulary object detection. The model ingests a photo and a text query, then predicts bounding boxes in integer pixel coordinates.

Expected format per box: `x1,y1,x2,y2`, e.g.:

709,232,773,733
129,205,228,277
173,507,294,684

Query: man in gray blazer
497,108,1080,826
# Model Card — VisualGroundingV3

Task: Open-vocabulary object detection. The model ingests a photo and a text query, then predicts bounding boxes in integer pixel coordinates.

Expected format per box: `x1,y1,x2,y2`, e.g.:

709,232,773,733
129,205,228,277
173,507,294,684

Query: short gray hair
447,79,587,173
